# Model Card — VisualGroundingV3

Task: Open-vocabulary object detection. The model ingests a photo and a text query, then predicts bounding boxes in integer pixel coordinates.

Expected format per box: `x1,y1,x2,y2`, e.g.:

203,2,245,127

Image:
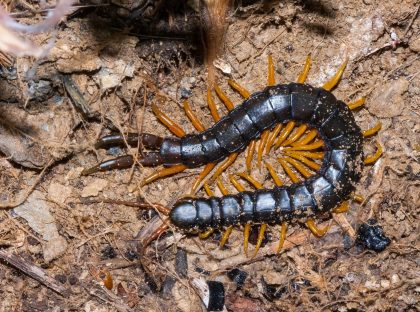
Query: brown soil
0,1,419,311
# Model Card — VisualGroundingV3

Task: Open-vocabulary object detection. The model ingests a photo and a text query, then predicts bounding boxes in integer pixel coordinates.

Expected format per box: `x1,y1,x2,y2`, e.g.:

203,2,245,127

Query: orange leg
257,130,270,168
191,163,216,194
292,129,318,146
363,122,381,138
281,124,308,147
214,84,235,111
364,141,383,165
283,152,321,171
268,54,276,86
228,79,251,98
229,174,246,192
243,223,251,256
220,226,233,247
246,140,257,173
265,124,283,154
207,88,221,122
142,164,187,186
322,58,348,91
351,194,364,203
274,121,296,148
199,228,214,239
211,152,239,181
253,224,267,257
278,158,300,183
284,150,324,160
216,177,229,196
151,104,186,137
348,97,365,110
332,201,349,213
306,219,330,237
276,222,287,253
204,182,215,196
265,161,284,186
183,100,205,132
286,140,324,151
237,172,263,189
283,156,313,178
297,54,311,84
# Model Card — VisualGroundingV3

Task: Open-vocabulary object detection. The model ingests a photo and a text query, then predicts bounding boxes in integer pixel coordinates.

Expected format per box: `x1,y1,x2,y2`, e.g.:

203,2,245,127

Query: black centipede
83,55,383,255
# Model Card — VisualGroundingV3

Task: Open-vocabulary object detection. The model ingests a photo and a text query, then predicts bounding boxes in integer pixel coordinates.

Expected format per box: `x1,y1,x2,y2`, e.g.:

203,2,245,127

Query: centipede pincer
83,55,383,256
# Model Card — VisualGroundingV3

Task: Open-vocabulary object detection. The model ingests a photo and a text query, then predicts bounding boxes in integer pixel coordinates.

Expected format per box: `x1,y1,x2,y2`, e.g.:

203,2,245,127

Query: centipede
82,55,383,256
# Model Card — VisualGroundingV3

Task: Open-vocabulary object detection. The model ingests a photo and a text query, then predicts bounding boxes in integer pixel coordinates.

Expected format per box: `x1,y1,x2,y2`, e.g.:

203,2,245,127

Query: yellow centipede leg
151,104,186,138
283,156,313,178
286,140,324,151
265,161,284,186
211,152,239,181
244,223,251,256
332,201,349,213
268,54,276,86
199,228,214,239
142,164,187,186
306,219,330,237
191,163,216,194
246,140,257,173
348,97,365,110
257,130,270,168
274,121,296,148
281,124,308,147
364,141,383,165
207,88,221,122
276,222,287,253
253,224,267,257
292,129,318,146
237,172,263,189
183,100,205,132
204,182,215,197
216,177,229,196
297,54,311,83
351,194,364,203
229,174,246,192
215,84,235,111
322,58,348,91
228,79,251,98
278,157,300,183
363,122,382,138
266,124,283,154
220,226,233,247
283,152,321,171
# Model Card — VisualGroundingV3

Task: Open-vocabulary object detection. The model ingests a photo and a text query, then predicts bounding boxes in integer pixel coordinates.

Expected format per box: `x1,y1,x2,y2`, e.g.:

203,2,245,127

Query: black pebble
206,281,225,311
175,248,188,278
356,219,391,252
101,245,117,259
227,268,248,290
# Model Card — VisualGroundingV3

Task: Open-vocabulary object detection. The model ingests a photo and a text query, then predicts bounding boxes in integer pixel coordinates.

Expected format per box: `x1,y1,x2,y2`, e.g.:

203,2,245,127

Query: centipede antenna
274,121,296,148
306,219,330,237
151,104,186,138
183,100,206,132
246,140,257,173
257,130,270,168
191,163,216,194
292,129,318,146
142,164,188,186
283,156,313,178
207,88,221,122
199,228,214,239
268,54,276,86
281,124,308,147
243,223,251,256
276,222,287,253
204,182,215,197
348,97,366,110
220,226,233,247
351,194,364,203
322,58,348,91
228,79,251,98
214,84,235,111
297,54,311,83
332,201,349,213
211,152,239,181
229,174,246,192
253,224,267,257
237,172,263,189
363,122,382,138
364,141,383,165
265,161,284,186
278,157,300,183
284,152,321,170
287,140,324,151
265,124,283,154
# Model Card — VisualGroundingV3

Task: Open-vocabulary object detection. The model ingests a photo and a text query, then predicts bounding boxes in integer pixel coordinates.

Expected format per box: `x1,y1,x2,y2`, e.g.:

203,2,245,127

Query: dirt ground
0,0,419,311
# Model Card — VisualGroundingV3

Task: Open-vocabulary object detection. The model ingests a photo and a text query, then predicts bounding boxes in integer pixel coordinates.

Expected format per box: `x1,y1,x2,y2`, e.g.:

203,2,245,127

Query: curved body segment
169,83,364,230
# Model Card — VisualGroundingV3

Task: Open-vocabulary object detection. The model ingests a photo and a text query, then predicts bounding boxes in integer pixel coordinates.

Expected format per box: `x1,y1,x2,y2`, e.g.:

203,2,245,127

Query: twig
0,249,68,296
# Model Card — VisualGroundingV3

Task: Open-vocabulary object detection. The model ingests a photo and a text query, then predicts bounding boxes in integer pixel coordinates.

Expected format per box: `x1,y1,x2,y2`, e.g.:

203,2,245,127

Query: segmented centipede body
170,83,363,230
83,55,382,255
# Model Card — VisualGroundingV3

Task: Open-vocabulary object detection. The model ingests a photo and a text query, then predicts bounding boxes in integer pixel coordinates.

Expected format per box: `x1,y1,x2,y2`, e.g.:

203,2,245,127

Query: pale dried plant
0,0,75,58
